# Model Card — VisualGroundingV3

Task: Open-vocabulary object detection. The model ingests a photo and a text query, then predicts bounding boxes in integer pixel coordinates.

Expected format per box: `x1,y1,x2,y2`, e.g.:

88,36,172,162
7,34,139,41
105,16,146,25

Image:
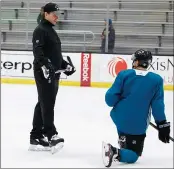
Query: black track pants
30,69,59,140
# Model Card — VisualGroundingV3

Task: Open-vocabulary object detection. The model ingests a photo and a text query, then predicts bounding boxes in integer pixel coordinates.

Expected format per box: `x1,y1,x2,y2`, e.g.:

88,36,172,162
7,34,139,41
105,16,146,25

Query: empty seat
1,0,173,56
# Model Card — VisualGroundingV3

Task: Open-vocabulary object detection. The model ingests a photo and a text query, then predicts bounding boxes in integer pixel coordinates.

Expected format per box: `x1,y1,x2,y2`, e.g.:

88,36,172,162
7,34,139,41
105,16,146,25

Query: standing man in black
29,2,75,154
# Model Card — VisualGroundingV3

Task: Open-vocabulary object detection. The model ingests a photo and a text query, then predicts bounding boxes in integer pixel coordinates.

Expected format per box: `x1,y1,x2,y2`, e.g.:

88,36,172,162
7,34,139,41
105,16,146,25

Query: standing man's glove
41,59,55,82
156,120,170,143
64,64,76,76
63,56,76,76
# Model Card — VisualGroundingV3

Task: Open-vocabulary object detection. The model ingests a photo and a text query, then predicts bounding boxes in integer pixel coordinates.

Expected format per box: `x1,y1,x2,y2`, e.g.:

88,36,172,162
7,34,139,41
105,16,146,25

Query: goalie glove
156,120,170,143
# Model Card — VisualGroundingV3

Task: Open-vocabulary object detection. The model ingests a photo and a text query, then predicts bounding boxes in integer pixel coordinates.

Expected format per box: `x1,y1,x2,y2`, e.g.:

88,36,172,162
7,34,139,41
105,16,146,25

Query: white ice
1,84,173,168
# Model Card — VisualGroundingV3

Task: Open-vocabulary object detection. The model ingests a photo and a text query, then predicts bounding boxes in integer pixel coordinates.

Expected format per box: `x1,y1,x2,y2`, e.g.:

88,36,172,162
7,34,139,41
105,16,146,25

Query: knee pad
118,133,145,156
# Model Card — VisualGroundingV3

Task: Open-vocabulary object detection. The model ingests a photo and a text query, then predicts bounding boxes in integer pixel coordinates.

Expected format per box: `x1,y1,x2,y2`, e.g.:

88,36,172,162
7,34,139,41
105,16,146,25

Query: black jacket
32,19,67,71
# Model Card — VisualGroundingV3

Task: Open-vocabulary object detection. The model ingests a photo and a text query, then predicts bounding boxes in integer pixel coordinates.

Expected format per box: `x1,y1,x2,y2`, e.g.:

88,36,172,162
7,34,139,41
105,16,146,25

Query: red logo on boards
108,57,127,77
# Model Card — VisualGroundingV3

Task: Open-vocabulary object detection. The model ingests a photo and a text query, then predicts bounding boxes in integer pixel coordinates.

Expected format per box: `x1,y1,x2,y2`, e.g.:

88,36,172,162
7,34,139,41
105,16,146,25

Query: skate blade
51,142,64,154
28,144,51,151
102,142,111,168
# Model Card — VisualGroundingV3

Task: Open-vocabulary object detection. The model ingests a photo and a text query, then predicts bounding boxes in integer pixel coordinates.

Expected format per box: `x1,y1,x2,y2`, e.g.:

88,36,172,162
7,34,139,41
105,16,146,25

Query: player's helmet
131,49,152,68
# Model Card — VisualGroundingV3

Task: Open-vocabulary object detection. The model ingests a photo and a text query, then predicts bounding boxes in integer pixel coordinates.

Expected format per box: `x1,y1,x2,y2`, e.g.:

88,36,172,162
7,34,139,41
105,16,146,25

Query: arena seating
1,0,173,55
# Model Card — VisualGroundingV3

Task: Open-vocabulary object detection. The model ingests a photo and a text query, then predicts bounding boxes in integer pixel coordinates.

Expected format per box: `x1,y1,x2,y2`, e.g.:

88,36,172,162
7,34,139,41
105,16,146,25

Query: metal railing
1,29,95,50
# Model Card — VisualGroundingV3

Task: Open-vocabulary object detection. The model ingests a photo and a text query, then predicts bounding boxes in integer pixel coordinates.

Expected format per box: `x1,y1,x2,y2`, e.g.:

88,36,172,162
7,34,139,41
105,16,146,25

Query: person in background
101,18,115,54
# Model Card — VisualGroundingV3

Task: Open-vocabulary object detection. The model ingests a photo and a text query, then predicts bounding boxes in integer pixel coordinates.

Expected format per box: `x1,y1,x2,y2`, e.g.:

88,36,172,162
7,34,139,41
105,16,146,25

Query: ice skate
49,134,64,154
102,142,119,168
29,137,51,151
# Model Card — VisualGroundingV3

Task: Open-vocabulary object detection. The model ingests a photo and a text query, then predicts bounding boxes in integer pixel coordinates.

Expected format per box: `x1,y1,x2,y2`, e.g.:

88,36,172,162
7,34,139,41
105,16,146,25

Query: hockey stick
150,122,174,142
67,56,75,68
55,69,67,74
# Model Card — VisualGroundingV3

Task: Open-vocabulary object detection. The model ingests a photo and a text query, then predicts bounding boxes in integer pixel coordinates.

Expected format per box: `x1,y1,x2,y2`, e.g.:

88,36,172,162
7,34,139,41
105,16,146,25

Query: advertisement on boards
1,51,81,81
147,56,173,85
97,54,131,82
1,52,34,78
1,50,173,88
80,53,91,86
92,54,173,86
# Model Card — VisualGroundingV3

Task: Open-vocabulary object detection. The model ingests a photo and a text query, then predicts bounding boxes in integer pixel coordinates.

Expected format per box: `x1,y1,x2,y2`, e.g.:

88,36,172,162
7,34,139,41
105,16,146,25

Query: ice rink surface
1,84,173,168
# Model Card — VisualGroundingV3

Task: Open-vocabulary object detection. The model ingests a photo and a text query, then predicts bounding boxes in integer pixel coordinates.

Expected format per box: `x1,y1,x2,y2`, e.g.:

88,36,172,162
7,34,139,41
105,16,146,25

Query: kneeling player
103,49,170,167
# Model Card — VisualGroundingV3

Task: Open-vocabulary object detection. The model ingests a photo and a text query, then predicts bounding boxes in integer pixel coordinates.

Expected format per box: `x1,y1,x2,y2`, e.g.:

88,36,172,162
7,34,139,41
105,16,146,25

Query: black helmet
131,49,152,68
